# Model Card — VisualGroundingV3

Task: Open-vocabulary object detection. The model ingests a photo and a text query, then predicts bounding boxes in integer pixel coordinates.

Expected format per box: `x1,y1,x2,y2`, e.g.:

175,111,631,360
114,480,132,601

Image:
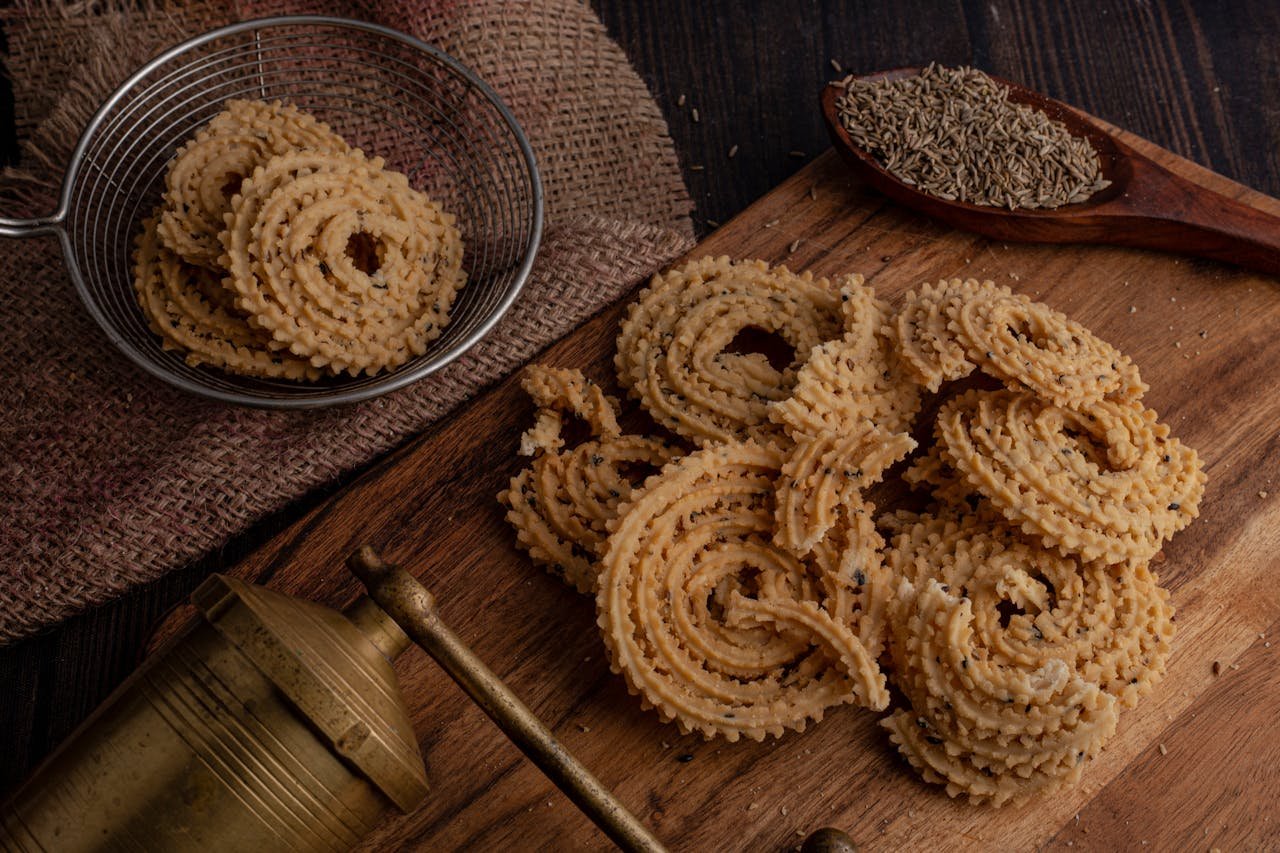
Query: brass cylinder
0,577,427,852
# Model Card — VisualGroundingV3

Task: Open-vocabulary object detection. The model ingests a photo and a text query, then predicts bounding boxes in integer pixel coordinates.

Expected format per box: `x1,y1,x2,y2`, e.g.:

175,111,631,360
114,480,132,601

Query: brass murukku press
0,547,855,852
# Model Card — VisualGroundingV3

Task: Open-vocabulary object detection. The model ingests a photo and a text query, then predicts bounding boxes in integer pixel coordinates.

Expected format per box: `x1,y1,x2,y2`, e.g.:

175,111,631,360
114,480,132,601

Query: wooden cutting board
156,123,1280,851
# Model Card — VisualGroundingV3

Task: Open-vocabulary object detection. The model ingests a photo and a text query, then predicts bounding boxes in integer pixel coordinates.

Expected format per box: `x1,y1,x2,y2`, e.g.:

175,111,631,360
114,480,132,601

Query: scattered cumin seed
728,144,739,158
830,58,843,72
677,93,686,107
691,108,700,122
808,185,818,200
689,164,705,171
788,239,802,253
763,219,780,228
1158,743,1168,756
781,806,790,816
706,219,720,228
789,149,807,158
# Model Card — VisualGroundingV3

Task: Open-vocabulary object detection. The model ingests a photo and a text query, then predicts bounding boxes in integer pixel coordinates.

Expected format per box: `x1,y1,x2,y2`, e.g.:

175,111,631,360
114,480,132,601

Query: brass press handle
348,547,667,853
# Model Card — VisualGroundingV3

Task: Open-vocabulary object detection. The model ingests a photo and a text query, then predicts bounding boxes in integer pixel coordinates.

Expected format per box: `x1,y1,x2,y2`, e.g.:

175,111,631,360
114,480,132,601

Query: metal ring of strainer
0,16,543,408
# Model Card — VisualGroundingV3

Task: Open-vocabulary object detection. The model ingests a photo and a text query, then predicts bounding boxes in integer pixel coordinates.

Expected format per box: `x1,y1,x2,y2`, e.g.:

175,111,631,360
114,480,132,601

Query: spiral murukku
885,278,984,392
597,441,889,741
768,276,922,443
132,215,319,380
221,150,466,375
949,280,1146,407
614,256,845,447
937,389,1206,564
883,571,1119,806
773,427,916,555
158,99,349,268
885,510,1175,709
516,365,621,456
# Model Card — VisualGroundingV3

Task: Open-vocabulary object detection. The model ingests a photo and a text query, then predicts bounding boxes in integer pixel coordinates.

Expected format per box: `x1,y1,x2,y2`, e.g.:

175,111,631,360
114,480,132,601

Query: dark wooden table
3,0,1278,812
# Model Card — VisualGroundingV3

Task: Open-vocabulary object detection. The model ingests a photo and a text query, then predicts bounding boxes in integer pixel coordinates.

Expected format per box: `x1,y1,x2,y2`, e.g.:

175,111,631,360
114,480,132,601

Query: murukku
597,440,890,741
501,366,681,593
132,215,319,380
773,427,916,555
884,278,983,392
949,280,1146,407
158,99,349,268
883,572,1119,806
768,275,922,443
516,365,621,456
614,256,845,447
937,389,1206,564
221,150,466,375
885,509,1175,710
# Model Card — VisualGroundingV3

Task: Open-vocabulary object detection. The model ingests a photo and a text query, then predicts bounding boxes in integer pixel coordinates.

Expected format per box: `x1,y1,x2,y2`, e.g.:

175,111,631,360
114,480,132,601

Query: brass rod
349,547,667,853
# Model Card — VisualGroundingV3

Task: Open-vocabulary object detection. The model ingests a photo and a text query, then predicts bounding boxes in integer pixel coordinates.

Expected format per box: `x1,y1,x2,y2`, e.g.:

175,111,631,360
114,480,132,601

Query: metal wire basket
0,16,543,408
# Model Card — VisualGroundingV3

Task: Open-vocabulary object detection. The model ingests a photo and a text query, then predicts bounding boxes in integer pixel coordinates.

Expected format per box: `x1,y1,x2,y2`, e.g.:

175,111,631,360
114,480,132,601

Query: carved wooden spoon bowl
820,68,1280,275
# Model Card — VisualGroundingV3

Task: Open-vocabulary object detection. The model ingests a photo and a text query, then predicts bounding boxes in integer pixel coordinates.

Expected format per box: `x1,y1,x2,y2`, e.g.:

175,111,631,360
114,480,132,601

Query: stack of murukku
881,277,1202,805
501,260,1205,805
132,99,466,379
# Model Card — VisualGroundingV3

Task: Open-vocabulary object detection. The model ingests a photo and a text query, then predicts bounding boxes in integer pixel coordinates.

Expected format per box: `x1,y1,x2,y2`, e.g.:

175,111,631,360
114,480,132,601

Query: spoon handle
1117,154,1280,275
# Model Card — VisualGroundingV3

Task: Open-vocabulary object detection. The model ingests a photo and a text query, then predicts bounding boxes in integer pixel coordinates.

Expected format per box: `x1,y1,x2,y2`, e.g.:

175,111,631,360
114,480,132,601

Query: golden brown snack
768,275,922,443
884,570,1119,806
132,214,318,380
221,150,465,375
773,427,916,555
884,278,983,392
936,389,1206,564
158,99,349,268
597,441,890,741
501,365,680,593
949,280,1146,407
615,256,845,447
885,509,1176,709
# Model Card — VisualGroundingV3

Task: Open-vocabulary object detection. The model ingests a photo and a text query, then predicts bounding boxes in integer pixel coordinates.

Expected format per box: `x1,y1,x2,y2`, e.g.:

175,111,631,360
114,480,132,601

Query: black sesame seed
676,754,694,763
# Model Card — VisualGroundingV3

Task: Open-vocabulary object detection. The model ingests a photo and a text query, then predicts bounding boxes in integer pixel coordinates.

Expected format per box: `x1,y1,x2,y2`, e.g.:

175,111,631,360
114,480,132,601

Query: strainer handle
0,211,66,239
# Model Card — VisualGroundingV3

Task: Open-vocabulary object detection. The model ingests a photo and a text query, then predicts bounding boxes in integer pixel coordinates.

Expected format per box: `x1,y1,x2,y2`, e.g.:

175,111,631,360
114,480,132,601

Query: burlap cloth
0,0,695,643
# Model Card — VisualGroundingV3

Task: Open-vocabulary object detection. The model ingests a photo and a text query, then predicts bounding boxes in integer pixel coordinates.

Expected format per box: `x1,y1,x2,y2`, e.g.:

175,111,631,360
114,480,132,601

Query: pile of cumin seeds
835,63,1110,210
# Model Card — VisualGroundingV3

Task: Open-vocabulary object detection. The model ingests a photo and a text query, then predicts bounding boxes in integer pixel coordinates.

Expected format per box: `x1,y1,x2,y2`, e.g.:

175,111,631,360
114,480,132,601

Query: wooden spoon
820,68,1280,275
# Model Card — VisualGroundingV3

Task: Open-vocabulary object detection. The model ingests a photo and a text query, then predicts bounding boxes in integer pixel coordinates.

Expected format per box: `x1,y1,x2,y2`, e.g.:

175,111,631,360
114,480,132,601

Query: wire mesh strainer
0,16,543,408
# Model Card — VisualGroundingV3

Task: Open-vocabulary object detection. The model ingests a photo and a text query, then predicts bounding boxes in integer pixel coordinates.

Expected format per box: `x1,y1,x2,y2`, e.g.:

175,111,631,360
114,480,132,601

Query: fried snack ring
885,510,1175,709
222,151,465,375
950,280,1146,407
884,571,1119,806
597,441,890,741
774,427,916,555
504,434,680,593
615,256,844,447
132,215,318,380
937,389,1206,564
769,276,922,442
885,278,984,392
158,99,349,268
517,365,621,456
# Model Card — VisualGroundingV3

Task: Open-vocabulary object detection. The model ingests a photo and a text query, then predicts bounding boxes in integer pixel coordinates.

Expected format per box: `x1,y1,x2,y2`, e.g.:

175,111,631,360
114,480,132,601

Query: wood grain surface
4,4,1280,848
148,122,1280,851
